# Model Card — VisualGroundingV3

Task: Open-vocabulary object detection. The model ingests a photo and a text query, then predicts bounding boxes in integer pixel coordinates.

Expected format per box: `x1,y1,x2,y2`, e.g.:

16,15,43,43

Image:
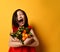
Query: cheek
22,15,25,21
21,15,24,18
17,16,20,20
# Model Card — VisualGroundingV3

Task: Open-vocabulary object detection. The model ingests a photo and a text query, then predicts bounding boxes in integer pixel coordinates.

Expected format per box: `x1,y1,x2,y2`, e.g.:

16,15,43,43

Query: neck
19,25,23,28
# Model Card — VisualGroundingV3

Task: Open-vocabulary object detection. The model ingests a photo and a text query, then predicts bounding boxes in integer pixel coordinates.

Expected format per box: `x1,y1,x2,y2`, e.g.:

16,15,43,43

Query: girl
8,9,39,52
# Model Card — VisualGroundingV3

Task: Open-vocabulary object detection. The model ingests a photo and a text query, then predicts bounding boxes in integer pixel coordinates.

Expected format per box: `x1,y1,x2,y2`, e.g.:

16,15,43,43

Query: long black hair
12,9,29,27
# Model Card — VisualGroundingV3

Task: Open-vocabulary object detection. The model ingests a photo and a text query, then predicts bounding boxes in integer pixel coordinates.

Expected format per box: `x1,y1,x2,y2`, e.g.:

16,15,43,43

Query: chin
19,24,24,27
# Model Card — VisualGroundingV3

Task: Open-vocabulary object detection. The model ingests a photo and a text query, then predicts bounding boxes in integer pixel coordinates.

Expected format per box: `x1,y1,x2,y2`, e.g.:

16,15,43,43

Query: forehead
17,11,23,15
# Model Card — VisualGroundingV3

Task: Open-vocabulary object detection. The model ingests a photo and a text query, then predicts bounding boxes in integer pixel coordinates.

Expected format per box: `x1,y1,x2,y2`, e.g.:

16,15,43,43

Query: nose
20,17,22,18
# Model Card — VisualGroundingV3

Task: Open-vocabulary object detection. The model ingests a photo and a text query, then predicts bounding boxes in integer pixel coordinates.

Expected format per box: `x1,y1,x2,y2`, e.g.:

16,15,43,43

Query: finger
14,37,20,42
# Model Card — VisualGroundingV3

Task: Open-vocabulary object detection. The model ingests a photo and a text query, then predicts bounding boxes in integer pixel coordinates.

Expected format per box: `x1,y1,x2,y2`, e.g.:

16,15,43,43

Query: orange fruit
22,33,25,37
28,34,31,38
22,37,26,41
23,30,26,33
25,34,28,38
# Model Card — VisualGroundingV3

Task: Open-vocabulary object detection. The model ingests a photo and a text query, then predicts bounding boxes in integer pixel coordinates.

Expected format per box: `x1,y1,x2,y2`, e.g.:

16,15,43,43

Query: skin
17,11,25,27
9,11,39,47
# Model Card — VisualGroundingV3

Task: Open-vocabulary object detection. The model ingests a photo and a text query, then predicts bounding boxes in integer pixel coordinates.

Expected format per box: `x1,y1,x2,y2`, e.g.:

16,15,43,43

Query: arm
24,29,39,47
8,29,23,47
9,36,23,47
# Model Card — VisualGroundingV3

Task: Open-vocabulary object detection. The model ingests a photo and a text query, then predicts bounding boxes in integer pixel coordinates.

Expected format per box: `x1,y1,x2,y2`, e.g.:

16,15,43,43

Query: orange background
0,0,60,52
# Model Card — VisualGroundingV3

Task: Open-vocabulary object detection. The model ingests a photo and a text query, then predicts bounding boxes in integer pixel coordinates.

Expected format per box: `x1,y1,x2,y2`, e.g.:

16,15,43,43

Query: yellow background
0,0,60,52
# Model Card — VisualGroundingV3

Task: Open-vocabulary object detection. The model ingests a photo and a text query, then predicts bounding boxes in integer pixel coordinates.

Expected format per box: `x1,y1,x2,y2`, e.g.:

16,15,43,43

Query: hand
9,36,23,47
14,37,20,42
11,36,20,42
24,37,35,45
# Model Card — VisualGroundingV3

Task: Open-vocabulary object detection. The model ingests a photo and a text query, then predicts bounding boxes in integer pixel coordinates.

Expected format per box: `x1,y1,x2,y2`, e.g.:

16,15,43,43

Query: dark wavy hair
12,9,29,27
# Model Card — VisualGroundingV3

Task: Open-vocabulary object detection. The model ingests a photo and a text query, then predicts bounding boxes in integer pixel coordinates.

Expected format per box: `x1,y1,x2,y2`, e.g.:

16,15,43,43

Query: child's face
17,11,25,27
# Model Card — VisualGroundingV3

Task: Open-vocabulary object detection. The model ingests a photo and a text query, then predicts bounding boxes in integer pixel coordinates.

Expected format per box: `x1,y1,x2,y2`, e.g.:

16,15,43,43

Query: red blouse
8,26,36,52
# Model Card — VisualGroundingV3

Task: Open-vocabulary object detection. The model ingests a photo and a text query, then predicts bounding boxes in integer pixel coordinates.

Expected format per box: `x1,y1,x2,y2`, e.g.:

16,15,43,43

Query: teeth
18,19,23,22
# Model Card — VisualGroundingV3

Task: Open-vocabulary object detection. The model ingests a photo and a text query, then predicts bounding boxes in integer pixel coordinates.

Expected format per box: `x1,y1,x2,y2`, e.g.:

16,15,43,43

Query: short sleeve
12,26,18,33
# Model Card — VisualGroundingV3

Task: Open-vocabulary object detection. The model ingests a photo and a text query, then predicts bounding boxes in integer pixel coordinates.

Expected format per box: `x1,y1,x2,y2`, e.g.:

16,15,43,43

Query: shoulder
28,26,36,36
28,25,32,29
10,28,13,34
30,29,34,33
10,26,16,33
12,26,18,33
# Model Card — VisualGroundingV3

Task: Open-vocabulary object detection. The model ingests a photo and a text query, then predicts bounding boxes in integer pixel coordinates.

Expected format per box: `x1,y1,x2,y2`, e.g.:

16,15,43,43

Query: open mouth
18,19,23,23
